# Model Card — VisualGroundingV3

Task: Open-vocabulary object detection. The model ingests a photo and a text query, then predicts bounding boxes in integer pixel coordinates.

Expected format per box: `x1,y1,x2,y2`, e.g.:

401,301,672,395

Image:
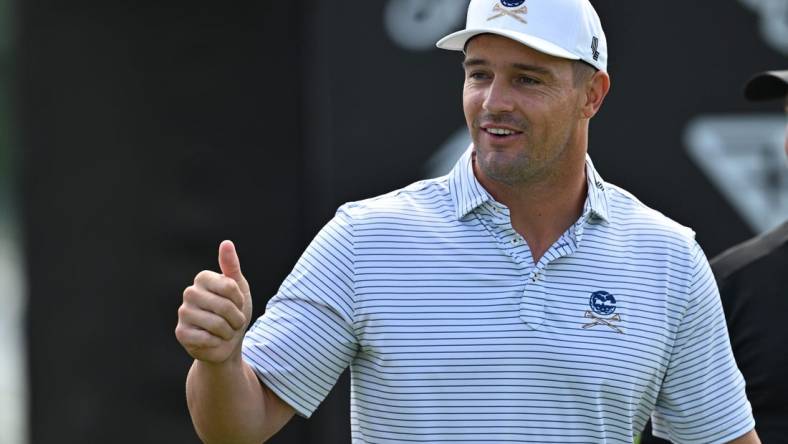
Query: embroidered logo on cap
488,0,528,24
591,36,600,61
582,290,623,333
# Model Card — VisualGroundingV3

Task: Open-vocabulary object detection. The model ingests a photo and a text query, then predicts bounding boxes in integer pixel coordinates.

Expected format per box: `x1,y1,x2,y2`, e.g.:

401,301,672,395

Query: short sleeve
650,242,755,443
242,207,358,418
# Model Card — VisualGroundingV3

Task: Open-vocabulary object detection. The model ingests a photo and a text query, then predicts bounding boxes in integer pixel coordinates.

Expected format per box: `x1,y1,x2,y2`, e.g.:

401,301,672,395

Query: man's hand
177,242,295,443
176,240,253,364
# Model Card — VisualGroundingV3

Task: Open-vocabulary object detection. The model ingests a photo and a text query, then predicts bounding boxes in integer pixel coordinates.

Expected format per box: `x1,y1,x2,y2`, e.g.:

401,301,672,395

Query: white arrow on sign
684,114,788,233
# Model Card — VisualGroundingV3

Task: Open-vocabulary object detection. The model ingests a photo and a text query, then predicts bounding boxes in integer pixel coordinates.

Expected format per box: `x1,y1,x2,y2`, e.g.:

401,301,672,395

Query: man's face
462,34,588,186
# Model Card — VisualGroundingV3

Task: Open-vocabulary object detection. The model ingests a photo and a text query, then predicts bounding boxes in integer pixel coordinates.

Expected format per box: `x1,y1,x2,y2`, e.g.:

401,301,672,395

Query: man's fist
176,240,253,364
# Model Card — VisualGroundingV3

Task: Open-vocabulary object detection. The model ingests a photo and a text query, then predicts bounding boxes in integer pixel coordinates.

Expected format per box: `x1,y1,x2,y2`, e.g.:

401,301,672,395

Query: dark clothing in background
641,221,788,443
711,221,788,444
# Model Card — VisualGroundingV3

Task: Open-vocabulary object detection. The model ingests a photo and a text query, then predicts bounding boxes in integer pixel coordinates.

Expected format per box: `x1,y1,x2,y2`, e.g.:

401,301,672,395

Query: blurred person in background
175,1,760,442
642,70,788,443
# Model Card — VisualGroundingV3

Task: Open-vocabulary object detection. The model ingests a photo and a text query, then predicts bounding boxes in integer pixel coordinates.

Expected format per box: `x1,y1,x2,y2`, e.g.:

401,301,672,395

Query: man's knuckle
174,325,189,343
194,270,212,285
182,286,196,301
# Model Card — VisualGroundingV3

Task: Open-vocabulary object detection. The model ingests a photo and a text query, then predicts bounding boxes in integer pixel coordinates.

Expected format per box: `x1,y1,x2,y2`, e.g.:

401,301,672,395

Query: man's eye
517,75,540,85
468,72,490,80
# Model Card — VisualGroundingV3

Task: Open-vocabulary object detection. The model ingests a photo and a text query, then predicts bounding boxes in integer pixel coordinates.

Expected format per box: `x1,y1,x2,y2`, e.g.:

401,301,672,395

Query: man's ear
581,70,611,119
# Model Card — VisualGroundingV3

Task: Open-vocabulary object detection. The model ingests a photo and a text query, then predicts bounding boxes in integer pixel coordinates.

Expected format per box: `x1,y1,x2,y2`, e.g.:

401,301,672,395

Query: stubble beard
475,145,540,186
471,113,543,186
473,127,578,189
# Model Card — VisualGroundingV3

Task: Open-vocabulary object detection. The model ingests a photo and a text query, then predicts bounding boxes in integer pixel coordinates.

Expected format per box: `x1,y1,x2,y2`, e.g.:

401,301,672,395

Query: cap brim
744,70,788,101
436,28,579,62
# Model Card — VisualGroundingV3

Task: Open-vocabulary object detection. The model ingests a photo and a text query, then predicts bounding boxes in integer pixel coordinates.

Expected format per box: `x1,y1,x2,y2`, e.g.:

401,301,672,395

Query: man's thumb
218,240,245,284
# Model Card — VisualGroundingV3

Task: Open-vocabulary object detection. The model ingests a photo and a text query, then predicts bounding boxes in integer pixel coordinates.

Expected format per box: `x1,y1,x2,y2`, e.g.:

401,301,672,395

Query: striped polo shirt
242,147,754,443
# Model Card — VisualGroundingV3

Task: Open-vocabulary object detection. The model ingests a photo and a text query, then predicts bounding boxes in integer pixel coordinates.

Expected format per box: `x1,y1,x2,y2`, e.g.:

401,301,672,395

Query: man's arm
728,429,760,444
176,241,294,443
651,243,758,443
186,358,294,443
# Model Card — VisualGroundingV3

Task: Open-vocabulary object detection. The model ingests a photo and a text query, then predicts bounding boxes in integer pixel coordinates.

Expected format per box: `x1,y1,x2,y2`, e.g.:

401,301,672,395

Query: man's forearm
186,358,268,444
727,429,761,444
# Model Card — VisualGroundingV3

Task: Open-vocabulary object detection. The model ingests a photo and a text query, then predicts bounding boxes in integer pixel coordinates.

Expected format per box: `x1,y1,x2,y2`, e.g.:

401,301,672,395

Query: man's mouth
484,127,519,136
481,126,523,137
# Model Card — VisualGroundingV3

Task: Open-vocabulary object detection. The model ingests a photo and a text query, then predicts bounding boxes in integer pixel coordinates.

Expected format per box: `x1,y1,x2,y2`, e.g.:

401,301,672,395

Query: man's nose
482,78,515,113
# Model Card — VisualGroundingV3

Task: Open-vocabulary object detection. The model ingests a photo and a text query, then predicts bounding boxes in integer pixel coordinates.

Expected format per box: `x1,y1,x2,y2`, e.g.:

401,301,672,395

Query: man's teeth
486,128,516,135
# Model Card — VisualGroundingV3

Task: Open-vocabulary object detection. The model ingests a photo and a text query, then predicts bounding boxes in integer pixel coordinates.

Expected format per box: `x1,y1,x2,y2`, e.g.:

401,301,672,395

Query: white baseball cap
436,0,608,72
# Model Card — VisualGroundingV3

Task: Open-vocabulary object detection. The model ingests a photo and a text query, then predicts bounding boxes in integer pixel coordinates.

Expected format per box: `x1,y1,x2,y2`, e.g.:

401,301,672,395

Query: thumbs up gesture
176,241,253,364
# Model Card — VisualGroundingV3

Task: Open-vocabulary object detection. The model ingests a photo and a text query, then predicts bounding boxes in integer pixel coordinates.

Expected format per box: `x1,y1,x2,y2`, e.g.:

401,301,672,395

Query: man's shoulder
711,221,788,281
603,182,696,242
336,175,453,223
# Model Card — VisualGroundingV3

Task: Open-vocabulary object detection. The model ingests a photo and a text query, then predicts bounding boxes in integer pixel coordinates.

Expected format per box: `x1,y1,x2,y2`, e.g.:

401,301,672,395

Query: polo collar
447,146,611,223
583,155,611,223
448,146,493,220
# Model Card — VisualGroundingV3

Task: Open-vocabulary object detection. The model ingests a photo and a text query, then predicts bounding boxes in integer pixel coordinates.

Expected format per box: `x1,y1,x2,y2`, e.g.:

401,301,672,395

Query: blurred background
1,0,786,443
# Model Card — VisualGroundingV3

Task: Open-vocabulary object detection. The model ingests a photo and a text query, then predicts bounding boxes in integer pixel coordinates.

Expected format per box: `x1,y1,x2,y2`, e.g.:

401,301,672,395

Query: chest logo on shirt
488,0,528,24
582,290,623,333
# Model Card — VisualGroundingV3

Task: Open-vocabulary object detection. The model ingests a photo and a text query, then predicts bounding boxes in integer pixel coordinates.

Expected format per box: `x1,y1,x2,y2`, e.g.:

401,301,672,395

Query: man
175,1,760,442
642,70,787,443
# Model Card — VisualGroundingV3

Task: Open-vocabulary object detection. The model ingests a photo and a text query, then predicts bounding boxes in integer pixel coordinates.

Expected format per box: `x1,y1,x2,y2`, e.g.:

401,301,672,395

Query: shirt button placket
520,269,546,329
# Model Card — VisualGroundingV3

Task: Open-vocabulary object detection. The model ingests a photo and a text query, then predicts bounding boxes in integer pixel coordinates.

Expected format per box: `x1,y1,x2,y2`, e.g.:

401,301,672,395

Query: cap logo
591,36,600,61
488,0,528,24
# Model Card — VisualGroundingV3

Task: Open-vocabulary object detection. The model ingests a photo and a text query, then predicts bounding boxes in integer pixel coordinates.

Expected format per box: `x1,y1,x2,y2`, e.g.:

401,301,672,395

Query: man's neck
474,152,588,264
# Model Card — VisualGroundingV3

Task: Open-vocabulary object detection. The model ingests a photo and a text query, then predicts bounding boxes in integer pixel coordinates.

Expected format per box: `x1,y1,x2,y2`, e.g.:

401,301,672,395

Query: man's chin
477,148,526,167
477,157,531,186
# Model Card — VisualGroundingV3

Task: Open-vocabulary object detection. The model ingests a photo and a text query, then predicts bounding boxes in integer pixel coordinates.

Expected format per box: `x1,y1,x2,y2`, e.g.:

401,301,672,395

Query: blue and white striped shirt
243,148,754,443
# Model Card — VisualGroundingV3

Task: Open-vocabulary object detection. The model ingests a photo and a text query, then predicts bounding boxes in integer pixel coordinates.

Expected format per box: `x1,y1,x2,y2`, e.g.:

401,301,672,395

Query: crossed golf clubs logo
488,0,528,24
582,290,623,334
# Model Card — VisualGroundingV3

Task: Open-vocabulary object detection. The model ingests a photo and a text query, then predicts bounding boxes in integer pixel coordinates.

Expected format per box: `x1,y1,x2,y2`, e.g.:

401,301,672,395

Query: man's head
436,0,610,186
744,70,788,156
